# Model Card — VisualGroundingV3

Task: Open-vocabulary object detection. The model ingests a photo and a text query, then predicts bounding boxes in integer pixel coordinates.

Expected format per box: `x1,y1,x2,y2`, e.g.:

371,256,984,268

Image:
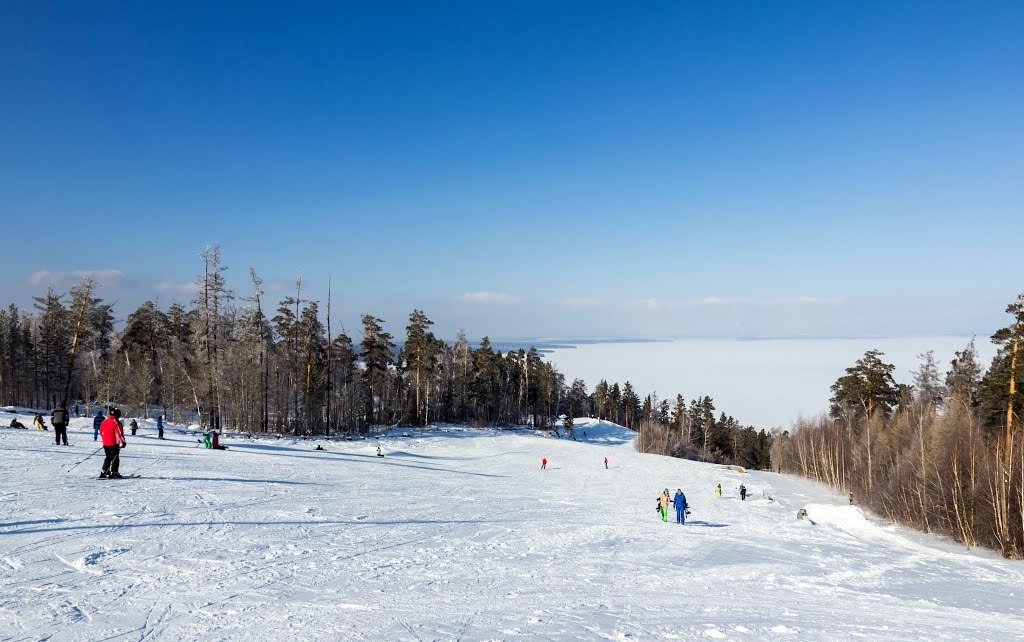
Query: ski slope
1,412,1023,641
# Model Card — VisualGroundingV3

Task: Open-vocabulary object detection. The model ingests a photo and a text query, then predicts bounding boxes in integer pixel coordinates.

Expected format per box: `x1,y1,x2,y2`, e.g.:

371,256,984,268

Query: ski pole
66,445,104,473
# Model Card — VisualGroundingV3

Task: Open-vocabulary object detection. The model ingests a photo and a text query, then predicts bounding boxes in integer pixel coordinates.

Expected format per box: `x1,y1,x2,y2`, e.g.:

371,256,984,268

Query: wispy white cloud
156,280,199,296
460,291,522,305
552,297,600,308
27,269,131,288
697,296,752,306
265,278,297,293
633,297,682,312
771,296,846,305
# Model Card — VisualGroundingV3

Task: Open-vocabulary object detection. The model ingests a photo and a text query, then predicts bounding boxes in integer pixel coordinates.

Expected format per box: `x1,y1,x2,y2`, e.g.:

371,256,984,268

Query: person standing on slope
93,408,104,441
673,489,688,524
716,483,722,498
51,405,70,445
739,484,747,501
129,418,138,436
541,457,547,470
658,489,671,522
157,414,165,439
604,456,608,469
99,407,126,478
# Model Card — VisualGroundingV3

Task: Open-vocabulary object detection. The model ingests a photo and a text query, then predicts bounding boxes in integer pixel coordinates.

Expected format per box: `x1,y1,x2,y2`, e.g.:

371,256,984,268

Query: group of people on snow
656,488,689,524
6,403,173,479
653,481,752,524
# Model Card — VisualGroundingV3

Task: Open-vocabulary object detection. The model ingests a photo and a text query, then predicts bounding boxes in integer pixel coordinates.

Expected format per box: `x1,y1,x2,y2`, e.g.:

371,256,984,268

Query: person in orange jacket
541,457,547,470
657,489,671,522
99,407,126,479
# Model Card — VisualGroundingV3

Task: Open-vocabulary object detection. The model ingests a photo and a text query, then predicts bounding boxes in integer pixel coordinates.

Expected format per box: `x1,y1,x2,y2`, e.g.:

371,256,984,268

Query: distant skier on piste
673,489,688,524
541,457,547,470
93,409,104,441
604,456,608,469
739,484,747,501
376,444,384,457
157,414,165,439
99,407,126,478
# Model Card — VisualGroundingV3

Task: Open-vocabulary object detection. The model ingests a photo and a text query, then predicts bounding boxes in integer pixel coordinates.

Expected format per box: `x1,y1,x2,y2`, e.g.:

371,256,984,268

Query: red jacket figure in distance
541,458,547,469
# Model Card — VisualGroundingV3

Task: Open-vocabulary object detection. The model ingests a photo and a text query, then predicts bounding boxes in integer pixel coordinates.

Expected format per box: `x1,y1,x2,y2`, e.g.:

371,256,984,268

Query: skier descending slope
99,408,126,479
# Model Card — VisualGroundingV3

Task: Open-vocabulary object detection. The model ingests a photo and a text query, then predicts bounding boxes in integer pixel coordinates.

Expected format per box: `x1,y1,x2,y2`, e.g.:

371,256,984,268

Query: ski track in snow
1,413,1023,641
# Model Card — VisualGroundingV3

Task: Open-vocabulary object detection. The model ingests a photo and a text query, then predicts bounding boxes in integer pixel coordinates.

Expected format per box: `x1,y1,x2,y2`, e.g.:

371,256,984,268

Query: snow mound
803,503,878,534
571,417,636,444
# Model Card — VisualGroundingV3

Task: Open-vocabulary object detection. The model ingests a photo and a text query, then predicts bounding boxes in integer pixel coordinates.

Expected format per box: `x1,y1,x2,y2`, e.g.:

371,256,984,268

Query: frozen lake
546,336,995,428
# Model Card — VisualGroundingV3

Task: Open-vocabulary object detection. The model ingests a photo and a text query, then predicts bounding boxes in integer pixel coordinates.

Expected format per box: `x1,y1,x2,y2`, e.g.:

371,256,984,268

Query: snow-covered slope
1,413,1022,641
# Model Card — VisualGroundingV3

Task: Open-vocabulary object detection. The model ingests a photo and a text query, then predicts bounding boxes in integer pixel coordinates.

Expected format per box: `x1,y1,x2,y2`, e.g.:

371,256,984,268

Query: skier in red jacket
99,407,126,479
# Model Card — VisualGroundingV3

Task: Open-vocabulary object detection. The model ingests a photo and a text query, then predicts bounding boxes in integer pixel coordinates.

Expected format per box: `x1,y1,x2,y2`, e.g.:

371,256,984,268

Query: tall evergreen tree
402,309,436,426
360,315,394,426
829,349,900,419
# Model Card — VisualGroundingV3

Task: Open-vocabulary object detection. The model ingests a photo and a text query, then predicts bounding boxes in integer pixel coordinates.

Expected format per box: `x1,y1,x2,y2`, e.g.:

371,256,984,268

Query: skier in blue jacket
92,409,104,441
673,489,688,524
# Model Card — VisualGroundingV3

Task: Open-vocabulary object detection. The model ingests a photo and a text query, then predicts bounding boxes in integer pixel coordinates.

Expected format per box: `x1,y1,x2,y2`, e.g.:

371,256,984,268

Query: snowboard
97,474,141,480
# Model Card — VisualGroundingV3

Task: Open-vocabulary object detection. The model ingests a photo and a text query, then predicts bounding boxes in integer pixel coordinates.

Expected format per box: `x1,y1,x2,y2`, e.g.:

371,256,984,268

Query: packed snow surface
2,413,1023,641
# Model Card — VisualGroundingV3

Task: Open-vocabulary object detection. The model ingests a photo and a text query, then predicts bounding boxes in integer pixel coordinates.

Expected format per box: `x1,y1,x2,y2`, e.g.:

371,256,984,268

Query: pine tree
829,349,900,419
402,309,436,427
360,315,394,426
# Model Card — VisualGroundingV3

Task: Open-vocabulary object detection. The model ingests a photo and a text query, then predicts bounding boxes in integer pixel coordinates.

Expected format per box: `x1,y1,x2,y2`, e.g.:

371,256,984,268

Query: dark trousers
54,425,68,445
101,445,121,475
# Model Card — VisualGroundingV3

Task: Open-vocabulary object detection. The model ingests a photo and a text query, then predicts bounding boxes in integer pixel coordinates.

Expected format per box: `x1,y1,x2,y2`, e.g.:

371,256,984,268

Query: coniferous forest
0,244,768,470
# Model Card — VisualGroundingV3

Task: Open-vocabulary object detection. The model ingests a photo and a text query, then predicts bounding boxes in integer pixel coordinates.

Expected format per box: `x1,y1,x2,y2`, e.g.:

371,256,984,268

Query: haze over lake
546,336,994,429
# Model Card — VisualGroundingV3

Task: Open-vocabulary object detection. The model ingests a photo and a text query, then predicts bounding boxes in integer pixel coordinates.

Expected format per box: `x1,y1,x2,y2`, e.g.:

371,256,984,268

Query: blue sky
1,1,1021,340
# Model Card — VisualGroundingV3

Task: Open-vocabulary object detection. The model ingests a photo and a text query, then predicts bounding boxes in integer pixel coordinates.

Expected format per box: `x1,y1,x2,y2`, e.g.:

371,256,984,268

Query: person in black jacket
51,406,70,445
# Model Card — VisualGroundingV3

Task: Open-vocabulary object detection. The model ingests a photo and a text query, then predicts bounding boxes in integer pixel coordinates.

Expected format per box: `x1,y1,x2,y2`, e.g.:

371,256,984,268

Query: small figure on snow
202,427,212,448
93,409,104,441
130,418,138,436
9,417,27,429
157,414,165,439
848,491,854,505
541,457,547,470
33,413,48,431
657,489,671,522
99,407,126,478
716,483,722,498
604,456,608,469
673,489,688,524
52,406,69,445
739,484,747,501
376,444,384,457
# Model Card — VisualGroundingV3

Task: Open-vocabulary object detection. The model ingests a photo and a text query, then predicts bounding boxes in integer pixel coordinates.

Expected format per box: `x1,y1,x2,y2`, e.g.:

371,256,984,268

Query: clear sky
2,1,1021,340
